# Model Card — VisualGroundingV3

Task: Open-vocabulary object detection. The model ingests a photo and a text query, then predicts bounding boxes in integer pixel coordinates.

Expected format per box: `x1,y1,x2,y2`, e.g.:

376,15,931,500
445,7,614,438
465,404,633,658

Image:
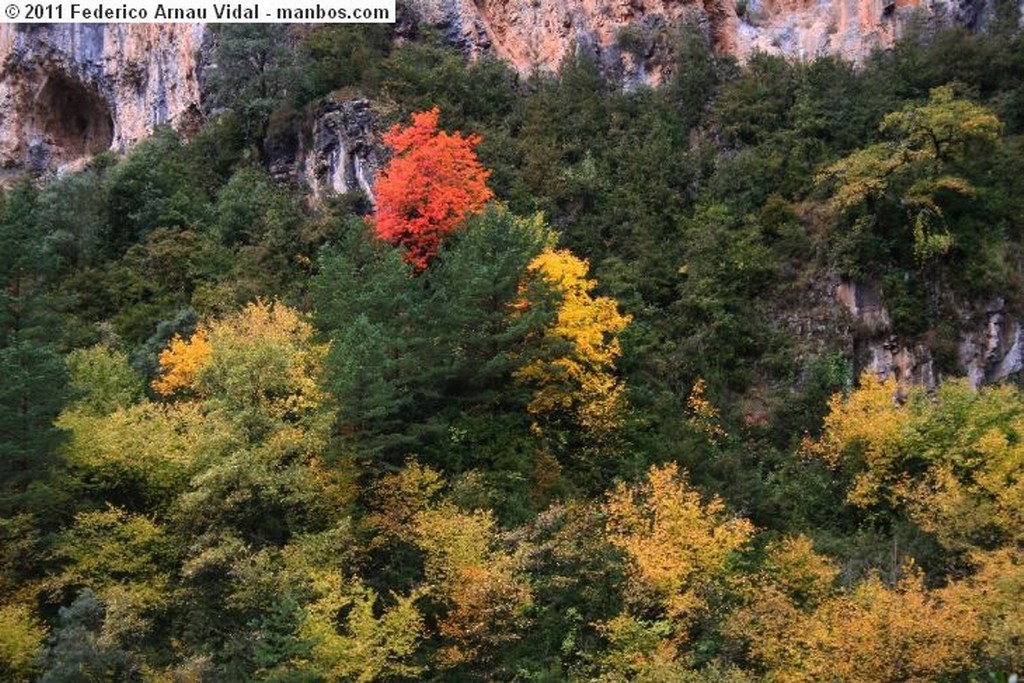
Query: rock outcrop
835,280,1022,389
959,298,1024,387
2,0,1019,173
0,23,204,176
406,0,1020,85
261,98,381,204
303,99,379,204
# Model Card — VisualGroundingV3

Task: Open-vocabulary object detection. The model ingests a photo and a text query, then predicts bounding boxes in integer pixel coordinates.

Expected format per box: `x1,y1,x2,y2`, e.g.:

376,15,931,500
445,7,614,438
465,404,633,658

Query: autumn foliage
374,107,493,270
605,462,754,626
514,249,631,434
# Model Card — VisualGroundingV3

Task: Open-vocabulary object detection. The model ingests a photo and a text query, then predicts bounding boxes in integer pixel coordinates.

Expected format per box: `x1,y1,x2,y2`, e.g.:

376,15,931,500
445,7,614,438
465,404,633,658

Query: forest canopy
1,18,1024,682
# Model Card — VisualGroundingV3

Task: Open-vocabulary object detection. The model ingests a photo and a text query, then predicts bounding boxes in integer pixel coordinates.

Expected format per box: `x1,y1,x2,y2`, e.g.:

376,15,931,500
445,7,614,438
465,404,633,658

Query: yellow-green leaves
367,461,533,669
0,603,46,683
605,462,753,626
154,299,327,425
50,509,172,647
818,85,1003,263
806,374,1024,551
302,573,425,683
879,84,1002,161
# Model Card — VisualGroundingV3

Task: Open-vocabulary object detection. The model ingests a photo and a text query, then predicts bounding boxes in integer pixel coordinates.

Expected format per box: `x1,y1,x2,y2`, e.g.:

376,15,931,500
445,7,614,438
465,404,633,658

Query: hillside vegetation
1,20,1024,681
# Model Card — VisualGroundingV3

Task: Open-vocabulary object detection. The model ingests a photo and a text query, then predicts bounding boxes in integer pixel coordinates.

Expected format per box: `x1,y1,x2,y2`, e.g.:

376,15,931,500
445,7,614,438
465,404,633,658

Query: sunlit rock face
406,0,1011,86
0,24,205,176
0,0,1015,171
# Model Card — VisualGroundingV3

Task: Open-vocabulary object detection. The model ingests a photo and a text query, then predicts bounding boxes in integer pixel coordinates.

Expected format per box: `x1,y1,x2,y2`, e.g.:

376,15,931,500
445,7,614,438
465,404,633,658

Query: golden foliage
687,378,727,445
762,535,839,607
958,549,1024,672
734,570,983,683
802,373,909,506
515,248,631,434
365,459,446,543
153,329,211,396
153,299,327,422
605,462,753,626
413,502,532,666
799,572,982,683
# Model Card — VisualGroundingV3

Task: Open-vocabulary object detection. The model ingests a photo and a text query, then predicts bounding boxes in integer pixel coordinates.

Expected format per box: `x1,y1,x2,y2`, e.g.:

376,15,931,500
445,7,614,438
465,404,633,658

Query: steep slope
406,0,1017,84
0,24,204,175
3,0,1018,176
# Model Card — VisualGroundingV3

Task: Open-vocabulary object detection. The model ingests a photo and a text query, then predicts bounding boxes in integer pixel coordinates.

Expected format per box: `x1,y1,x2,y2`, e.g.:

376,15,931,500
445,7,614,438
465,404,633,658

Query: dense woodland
2,14,1024,681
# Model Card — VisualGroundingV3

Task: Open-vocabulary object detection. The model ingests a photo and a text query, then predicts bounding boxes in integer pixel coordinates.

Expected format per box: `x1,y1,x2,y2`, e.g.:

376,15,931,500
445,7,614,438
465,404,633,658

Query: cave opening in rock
33,71,114,159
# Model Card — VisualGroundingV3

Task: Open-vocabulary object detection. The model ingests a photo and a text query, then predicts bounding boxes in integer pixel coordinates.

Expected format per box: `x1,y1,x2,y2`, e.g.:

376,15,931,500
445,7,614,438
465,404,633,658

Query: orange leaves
373,107,493,270
152,330,211,396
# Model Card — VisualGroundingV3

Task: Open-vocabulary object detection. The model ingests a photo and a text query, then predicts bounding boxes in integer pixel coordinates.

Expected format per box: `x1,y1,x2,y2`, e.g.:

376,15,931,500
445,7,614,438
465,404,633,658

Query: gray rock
302,98,380,204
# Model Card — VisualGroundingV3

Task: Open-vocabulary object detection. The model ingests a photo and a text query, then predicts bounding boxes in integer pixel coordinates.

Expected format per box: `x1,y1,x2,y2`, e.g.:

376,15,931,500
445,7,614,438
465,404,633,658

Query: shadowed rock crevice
0,23,205,176
31,71,114,162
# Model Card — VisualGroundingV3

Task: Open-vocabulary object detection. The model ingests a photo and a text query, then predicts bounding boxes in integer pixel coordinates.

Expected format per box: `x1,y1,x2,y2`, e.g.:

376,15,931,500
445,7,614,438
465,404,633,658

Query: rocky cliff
0,23,204,176
834,281,1022,389
2,0,1018,174
263,97,381,204
406,0,1020,85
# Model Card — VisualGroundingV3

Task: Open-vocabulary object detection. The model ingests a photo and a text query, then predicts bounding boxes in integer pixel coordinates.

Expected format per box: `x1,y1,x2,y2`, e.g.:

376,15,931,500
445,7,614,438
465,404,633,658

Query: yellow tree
514,248,631,436
816,573,977,682
604,462,754,631
413,501,532,668
955,548,1024,673
801,375,1024,676
300,572,425,683
731,532,984,682
153,299,326,424
801,372,910,507
806,374,1024,547
364,460,532,670
725,535,839,677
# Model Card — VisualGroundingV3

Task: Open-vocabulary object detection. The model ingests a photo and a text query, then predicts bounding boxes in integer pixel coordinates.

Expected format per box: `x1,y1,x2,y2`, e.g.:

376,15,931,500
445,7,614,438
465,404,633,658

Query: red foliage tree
373,107,493,270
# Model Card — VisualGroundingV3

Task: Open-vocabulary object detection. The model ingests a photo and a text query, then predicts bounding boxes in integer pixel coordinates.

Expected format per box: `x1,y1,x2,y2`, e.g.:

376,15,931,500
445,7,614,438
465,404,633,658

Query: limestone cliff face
408,0,1017,85
764,276,1023,392
835,281,1023,389
302,99,379,204
1,0,1016,174
263,97,381,205
0,23,204,175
